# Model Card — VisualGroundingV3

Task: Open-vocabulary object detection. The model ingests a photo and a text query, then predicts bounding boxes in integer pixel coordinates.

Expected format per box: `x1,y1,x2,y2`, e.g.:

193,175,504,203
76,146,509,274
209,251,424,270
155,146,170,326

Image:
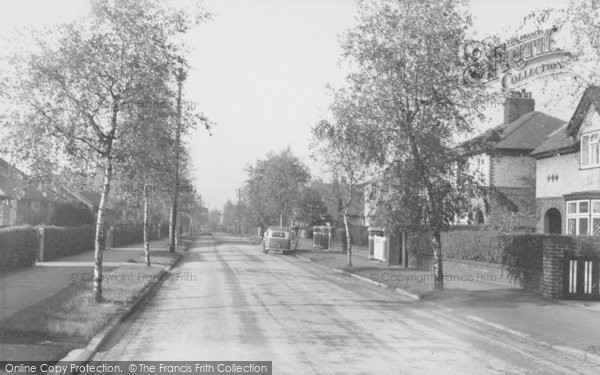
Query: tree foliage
0,0,209,301
244,148,310,228
335,0,493,287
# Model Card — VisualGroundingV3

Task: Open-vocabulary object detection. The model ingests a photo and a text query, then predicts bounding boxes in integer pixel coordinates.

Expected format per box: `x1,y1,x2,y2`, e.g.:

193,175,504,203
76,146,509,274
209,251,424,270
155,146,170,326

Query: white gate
374,234,385,261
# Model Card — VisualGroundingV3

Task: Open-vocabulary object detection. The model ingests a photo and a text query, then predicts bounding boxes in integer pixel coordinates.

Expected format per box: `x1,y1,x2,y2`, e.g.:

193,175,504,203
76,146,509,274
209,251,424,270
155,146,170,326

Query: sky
0,0,574,210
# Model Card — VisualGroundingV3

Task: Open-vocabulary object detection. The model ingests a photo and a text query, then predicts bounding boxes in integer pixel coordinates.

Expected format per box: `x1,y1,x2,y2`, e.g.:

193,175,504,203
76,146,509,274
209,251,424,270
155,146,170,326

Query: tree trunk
344,208,352,267
93,156,113,302
432,228,443,290
143,182,151,267
170,68,184,252
169,204,177,251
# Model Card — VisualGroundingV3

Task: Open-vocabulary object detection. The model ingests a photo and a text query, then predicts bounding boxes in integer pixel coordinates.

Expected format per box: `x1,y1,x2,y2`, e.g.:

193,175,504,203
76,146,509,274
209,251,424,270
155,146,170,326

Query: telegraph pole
237,188,242,235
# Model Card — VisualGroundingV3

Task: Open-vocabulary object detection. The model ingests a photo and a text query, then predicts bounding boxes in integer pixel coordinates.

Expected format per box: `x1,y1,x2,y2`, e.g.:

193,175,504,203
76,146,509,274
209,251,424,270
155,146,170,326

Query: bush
112,224,144,247
411,230,544,270
333,226,369,248
43,225,94,261
160,222,170,239
0,226,38,269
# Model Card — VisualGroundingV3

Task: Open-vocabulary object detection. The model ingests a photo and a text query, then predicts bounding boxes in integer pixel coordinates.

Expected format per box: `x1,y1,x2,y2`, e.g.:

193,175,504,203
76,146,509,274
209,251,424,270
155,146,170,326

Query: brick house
532,86,600,235
0,158,90,227
460,90,565,229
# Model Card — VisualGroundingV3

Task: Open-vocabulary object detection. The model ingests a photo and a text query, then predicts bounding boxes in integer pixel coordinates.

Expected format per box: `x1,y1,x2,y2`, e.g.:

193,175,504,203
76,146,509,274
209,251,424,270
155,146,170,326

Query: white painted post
38,226,45,262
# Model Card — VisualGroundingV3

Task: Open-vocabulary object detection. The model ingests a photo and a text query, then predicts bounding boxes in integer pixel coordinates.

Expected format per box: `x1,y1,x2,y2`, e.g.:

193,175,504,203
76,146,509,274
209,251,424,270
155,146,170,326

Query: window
566,199,600,235
581,131,600,168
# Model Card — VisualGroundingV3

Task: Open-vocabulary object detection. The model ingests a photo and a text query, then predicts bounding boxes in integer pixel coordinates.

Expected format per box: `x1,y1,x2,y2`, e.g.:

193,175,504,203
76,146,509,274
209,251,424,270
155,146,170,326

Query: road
93,235,599,374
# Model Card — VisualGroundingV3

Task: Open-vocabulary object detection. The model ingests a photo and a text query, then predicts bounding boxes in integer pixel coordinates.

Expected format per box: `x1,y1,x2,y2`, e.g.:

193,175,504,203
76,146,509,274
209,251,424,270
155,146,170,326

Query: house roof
530,124,578,157
532,86,600,158
0,158,74,203
462,111,566,154
310,180,364,218
565,86,600,137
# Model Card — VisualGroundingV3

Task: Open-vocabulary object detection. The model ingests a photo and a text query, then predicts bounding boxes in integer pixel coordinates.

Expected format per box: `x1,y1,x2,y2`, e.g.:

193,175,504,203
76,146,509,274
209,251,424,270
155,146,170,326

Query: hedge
112,224,144,247
333,226,369,247
0,226,38,269
42,224,94,261
160,222,170,239
411,230,544,271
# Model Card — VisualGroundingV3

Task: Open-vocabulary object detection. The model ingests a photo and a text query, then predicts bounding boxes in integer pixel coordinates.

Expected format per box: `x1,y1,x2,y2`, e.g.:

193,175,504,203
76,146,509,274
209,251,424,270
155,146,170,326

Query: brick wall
540,235,600,298
492,154,536,188
540,236,570,297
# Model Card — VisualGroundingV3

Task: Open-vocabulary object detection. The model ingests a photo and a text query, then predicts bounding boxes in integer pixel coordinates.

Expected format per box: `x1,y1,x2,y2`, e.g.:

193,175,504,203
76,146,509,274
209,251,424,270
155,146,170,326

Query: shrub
43,225,94,261
160,222,170,239
334,226,369,248
112,224,143,247
0,226,38,269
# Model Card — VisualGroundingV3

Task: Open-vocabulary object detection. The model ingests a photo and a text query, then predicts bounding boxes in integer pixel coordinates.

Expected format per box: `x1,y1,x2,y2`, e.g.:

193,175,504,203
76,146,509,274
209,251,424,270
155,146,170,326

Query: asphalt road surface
92,235,599,374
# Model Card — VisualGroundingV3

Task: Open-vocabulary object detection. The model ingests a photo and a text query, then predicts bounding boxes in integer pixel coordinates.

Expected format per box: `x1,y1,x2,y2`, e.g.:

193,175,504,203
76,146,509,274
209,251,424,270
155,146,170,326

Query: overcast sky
0,0,571,210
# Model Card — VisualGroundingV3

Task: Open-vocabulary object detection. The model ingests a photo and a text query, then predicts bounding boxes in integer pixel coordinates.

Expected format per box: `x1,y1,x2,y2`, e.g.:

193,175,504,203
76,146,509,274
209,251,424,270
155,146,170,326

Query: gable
578,103,600,137
566,86,600,137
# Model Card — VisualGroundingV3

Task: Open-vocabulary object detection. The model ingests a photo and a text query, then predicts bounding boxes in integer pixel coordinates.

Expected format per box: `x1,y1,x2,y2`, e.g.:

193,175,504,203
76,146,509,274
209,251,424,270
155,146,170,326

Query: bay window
566,199,600,235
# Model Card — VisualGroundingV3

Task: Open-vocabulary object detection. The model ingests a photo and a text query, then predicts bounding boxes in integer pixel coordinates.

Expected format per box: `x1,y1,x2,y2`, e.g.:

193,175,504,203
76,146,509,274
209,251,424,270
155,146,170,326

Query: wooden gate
564,255,600,300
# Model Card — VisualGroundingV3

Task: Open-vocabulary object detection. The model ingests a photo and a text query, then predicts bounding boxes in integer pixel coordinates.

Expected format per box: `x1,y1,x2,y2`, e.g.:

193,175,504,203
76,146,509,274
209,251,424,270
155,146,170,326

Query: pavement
0,237,178,361
0,238,171,321
294,247,600,359
91,235,599,374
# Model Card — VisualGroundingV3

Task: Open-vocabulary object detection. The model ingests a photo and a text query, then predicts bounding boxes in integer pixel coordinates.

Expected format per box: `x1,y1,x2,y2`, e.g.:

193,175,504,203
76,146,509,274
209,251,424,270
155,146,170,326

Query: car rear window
270,231,287,238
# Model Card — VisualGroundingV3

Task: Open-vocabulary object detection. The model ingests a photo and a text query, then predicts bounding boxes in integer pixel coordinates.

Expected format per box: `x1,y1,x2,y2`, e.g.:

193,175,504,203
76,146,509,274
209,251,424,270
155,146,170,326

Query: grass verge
0,254,179,340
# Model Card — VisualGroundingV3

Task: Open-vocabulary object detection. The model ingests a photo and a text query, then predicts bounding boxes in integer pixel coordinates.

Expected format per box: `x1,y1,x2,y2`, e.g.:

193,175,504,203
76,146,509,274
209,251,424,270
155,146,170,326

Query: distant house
0,158,91,227
310,178,366,226
460,89,565,229
532,86,600,235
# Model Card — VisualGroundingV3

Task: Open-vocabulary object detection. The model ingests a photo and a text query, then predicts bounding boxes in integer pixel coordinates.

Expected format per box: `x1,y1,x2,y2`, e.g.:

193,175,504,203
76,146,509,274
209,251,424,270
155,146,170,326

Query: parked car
262,226,292,254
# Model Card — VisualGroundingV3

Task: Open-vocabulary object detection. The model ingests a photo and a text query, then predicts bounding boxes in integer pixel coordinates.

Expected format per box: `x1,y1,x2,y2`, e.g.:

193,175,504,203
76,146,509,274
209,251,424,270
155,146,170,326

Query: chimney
503,89,535,124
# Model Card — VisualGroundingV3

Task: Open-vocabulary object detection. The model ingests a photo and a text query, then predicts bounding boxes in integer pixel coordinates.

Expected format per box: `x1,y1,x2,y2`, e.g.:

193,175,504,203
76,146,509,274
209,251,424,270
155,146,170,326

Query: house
310,178,366,226
532,86,600,235
460,89,565,229
359,90,565,266
0,158,91,227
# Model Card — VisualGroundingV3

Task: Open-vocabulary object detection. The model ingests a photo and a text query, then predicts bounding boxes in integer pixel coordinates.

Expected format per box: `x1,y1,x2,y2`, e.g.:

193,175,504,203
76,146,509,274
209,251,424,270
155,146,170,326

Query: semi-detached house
532,86,600,235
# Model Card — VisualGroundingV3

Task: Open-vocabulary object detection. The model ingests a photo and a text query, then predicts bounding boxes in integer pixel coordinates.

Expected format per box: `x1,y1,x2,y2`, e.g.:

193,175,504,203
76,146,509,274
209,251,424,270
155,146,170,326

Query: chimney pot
503,90,535,124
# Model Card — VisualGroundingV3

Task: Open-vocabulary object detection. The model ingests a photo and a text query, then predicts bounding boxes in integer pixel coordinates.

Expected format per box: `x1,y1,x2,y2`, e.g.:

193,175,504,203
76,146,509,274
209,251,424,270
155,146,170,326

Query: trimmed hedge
411,230,544,271
0,226,38,269
160,222,169,239
334,226,369,247
43,225,94,261
112,224,144,247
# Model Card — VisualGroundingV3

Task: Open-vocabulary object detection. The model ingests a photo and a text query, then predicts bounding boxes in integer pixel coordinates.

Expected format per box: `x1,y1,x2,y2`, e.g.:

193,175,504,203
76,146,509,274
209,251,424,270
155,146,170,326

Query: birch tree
337,0,493,288
1,0,208,301
312,112,372,266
